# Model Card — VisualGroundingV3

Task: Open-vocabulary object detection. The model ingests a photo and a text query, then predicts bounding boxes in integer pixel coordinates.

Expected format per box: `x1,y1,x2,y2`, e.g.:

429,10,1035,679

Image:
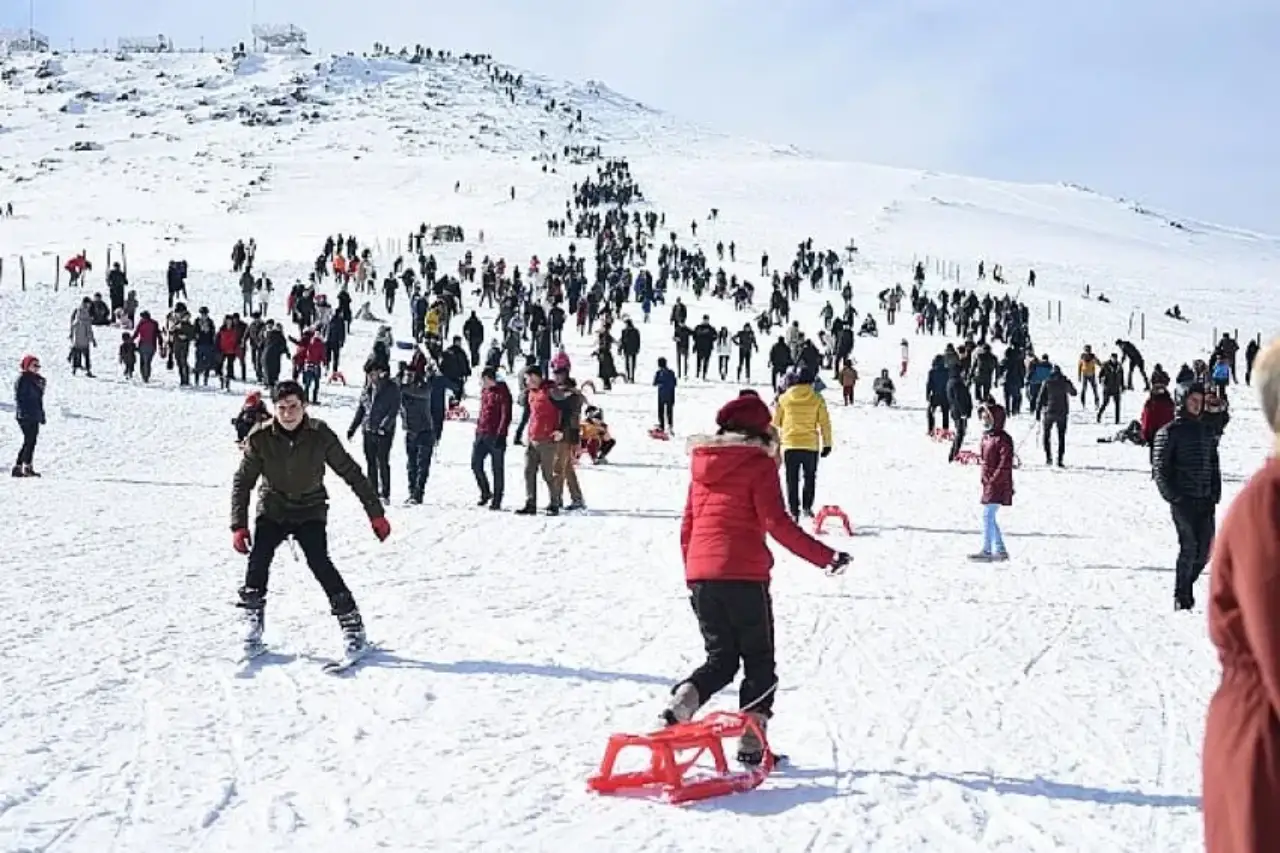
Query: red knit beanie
715,395,772,435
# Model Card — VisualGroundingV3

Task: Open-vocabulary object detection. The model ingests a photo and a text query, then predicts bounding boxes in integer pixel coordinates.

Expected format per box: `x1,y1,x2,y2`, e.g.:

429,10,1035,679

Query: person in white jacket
715,328,732,380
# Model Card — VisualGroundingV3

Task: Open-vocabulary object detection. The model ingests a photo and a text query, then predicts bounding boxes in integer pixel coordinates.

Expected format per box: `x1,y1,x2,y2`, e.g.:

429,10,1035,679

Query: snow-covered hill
0,43,1273,853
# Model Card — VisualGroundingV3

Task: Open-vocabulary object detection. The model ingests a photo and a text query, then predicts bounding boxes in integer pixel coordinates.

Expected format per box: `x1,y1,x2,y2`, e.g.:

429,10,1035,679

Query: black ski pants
658,398,674,432
471,435,505,505
1043,413,1067,464
926,398,950,433
405,429,435,501
949,417,968,462
1098,391,1122,424
362,432,393,499
1171,502,1215,602
783,449,819,514
623,352,637,382
737,351,752,381
681,581,778,717
15,421,38,466
244,517,352,604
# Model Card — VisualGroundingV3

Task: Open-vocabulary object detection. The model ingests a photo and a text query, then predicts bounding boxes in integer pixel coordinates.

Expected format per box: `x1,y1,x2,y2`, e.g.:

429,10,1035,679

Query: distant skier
660,394,849,764
230,380,391,664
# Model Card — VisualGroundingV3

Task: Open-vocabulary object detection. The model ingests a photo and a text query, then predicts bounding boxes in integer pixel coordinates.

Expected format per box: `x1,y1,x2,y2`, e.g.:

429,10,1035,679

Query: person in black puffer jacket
1037,366,1077,467
1151,381,1222,611
925,355,949,435
347,360,402,503
947,364,973,462
398,363,436,505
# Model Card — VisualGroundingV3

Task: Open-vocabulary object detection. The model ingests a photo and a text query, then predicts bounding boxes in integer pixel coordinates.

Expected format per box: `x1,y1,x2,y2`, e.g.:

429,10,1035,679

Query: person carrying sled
660,394,850,764
230,380,391,663
232,390,271,445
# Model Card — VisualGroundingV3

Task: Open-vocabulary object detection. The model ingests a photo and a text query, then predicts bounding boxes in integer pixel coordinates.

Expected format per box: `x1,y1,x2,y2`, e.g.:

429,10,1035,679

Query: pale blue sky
8,0,1278,234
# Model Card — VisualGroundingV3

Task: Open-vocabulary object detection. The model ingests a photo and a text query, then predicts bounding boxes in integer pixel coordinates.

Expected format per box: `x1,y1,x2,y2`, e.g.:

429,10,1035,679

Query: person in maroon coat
472,367,513,509
972,402,1014,561
661,393,850,764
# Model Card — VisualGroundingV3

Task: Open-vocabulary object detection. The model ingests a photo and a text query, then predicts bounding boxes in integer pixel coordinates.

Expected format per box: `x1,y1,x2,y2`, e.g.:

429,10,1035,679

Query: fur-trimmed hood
686,427,773,461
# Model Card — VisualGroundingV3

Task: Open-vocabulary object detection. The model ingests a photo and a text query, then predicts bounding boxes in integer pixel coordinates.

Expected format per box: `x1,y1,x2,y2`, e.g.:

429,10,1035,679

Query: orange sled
587,711,774,804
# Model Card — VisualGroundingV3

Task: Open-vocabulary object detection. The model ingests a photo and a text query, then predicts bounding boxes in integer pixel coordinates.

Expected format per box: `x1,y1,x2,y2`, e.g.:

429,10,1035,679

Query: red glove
371,516,391,542
232,528,252,554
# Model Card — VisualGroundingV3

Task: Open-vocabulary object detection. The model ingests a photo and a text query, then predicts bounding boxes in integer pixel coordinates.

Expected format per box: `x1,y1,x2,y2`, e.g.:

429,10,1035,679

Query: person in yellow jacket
773,369,833,520
424,305,442,340
1078,344,1100,408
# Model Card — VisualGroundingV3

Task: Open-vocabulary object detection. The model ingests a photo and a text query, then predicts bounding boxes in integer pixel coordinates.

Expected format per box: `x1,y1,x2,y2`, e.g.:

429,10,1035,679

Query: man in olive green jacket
230,380,391,662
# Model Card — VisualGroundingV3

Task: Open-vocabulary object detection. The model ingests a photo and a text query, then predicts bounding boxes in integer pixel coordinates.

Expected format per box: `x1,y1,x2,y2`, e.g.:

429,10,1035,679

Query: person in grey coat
69,299,96,376
347,360,401,502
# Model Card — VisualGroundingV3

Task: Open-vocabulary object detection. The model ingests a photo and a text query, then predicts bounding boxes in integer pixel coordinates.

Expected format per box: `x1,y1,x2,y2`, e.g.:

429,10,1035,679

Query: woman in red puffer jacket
660,391,850,765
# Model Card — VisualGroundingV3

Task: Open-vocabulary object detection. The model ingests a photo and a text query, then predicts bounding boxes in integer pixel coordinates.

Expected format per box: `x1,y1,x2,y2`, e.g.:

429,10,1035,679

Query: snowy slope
0,45,1274,853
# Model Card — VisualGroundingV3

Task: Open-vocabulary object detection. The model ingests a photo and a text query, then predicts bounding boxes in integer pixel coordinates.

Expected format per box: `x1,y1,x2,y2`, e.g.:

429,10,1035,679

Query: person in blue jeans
653,357,678,433
972,403,1014,562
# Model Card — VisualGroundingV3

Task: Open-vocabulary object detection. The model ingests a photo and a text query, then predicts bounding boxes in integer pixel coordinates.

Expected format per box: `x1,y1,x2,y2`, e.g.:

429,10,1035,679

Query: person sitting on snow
858,316,878,337
873,369,896,406
580,405,616,463
232,390,272,444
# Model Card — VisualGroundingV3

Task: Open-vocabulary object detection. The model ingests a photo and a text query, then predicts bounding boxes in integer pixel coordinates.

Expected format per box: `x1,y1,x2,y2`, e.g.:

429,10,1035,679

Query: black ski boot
237,586,266,656
330,593,367,661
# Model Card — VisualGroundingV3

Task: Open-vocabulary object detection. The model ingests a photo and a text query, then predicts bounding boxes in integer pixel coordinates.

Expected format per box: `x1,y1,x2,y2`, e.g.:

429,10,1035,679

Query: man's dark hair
272,380,306,403
481,366,498,381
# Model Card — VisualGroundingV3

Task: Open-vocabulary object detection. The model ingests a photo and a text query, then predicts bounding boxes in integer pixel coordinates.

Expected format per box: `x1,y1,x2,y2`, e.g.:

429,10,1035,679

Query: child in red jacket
662,392,850,764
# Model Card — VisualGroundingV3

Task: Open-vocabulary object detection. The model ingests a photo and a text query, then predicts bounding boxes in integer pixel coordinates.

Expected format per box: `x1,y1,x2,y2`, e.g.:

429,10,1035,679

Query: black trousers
783,449,819,514
681,581,777,716
16,421,38,466
949,417,968,462
1043,413,1067,463
658,399,674,431
362,432,393,499
695,350,711,379
623,352,637,382
926,399,950,433
737,351,751,381
1171,502,1215,602
471,435,505,505
405,429,435,501
243,517,352,605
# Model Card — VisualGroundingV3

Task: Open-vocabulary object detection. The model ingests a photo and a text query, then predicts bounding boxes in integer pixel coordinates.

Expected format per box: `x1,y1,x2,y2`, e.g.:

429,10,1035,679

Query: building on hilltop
0,27,50,52
251,24,308,53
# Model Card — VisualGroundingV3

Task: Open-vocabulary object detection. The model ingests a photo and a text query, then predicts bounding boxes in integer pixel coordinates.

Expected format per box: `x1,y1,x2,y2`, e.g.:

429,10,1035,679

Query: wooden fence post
1141,313,1146,341
54,255,60,290
21,256,27,291
121,243,127,275
106,246,112,270
0,257,4,289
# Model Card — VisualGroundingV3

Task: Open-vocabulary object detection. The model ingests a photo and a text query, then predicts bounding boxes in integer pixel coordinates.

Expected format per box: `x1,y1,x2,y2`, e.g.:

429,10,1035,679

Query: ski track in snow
0,48,1264,852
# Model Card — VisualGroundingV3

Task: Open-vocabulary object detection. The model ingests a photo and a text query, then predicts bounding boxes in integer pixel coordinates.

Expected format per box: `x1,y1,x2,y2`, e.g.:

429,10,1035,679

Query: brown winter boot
736,711,770,765
659,682,701,728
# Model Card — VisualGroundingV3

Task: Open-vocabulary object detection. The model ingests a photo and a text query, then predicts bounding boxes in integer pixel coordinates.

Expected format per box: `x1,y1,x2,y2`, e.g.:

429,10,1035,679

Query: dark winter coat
680,433,835,585
1039,373,1077,419
1203,458,1280,853
947,369,973,420
476,380,513,438
551,383,584,443
14,372,46,425
979,407,1015,506
620,325,641,355
350,377,401,437
399,378,434,436
925,361,949,403
231,416,383,530
653,367,677,403
1100,361,1124,394
1152,414,1222,506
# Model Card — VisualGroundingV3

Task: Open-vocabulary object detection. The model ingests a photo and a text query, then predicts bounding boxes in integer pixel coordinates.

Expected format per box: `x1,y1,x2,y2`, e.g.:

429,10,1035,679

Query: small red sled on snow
813,505,853,536
327,371,347,386
587,711,775,804
930,428,955,442
445,402,470,421
648,427,670,441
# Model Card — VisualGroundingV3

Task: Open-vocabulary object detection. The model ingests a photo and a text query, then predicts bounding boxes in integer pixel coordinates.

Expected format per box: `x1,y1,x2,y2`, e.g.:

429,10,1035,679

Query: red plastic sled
953,449,981,465
587,711,774,804
931,428,955,442
814,504,853,536
648,427,670,441
327,371,347,386
445,404,470,421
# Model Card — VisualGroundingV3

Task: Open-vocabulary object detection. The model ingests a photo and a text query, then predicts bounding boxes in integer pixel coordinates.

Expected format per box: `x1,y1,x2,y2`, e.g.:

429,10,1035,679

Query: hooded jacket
1152,388,1222,506
979,405,1015,505
773,382,833,452
680,433,835,584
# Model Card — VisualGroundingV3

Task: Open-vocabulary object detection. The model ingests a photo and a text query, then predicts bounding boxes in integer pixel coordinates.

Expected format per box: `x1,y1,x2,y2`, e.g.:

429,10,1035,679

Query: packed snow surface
2,48,1276,852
